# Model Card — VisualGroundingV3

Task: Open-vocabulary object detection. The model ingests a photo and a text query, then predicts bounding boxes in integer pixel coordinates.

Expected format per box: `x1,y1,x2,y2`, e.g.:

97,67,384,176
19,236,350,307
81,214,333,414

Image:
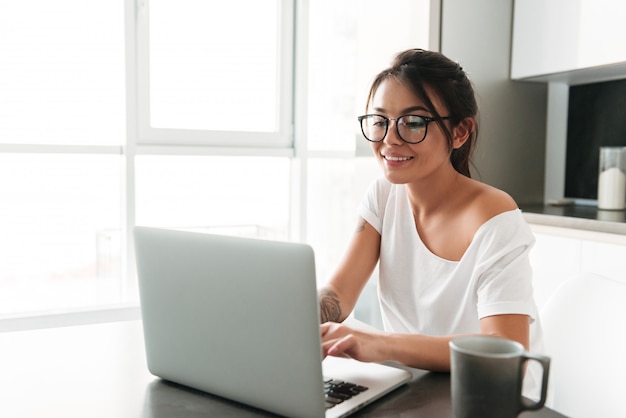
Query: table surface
0,320,566,418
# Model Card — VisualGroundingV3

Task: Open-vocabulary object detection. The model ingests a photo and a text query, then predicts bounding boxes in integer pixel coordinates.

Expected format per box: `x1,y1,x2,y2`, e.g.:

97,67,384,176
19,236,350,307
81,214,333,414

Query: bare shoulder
478,181,518,213
463,179,518,225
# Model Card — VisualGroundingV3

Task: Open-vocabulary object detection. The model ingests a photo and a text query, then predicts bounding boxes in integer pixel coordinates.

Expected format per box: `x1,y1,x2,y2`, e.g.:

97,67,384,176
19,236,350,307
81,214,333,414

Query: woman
319,49,543,376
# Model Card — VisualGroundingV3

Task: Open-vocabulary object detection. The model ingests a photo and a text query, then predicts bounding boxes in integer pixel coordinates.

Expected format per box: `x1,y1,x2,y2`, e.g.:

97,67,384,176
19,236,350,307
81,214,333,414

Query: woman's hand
320,322,388,363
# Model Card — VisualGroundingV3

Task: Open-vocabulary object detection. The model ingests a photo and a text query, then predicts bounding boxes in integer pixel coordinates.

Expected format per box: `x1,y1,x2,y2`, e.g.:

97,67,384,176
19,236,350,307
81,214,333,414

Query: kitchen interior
431,1,626,417
502,0,626,294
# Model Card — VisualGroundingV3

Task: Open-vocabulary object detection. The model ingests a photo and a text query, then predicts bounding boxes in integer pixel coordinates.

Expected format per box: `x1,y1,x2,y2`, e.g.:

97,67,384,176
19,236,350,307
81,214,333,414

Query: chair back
540,272,626,418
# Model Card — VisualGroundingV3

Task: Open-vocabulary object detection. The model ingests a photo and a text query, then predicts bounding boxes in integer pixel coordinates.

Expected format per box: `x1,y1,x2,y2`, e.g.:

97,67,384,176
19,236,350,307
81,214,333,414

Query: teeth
384,155,412,162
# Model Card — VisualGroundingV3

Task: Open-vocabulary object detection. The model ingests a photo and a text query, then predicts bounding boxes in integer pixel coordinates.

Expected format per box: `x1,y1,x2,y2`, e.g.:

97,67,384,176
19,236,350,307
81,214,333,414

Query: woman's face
367,78,459,185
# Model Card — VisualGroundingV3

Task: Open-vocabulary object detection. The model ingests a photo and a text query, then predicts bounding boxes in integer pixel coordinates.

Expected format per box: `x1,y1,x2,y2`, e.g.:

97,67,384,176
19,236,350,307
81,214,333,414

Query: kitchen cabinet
529,224,626,309
511,0,626,83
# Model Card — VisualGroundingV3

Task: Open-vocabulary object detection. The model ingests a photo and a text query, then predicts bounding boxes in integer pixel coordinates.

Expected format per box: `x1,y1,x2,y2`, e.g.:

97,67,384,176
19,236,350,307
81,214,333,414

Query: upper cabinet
511,0,626,85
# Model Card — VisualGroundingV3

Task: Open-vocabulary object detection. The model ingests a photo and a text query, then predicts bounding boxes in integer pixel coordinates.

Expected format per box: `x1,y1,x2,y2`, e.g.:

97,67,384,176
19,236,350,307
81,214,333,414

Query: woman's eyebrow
402,105,430,114
372,105,429,114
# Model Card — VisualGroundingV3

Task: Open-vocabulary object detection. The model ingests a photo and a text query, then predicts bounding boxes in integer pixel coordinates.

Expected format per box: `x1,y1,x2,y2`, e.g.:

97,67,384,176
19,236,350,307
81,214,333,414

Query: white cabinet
529,224,626,309
511,0,626,81
529,227,582,309
581,238,626,282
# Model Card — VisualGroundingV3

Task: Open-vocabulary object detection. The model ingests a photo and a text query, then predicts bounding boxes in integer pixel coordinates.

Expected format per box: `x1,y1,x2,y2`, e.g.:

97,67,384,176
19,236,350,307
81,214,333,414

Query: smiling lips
383,154,413,162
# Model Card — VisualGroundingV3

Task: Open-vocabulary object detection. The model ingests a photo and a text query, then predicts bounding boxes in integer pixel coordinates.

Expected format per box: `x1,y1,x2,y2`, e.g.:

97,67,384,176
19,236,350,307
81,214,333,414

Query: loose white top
358,177,543,355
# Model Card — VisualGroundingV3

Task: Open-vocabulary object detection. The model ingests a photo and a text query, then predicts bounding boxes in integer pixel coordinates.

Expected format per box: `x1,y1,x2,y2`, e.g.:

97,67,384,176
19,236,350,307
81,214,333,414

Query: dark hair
366,49,478,178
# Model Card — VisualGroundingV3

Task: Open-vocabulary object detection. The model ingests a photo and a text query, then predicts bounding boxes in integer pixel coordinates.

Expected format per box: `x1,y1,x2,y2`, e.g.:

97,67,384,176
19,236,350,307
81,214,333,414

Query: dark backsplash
565,78,626,200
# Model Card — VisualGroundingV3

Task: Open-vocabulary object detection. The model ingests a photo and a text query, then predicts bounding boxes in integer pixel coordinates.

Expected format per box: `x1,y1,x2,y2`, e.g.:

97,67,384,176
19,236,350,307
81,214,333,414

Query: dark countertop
520,204,626,235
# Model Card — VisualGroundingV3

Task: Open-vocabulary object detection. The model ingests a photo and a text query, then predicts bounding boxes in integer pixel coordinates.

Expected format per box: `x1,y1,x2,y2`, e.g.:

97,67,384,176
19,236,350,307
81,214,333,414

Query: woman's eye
402,117,426,129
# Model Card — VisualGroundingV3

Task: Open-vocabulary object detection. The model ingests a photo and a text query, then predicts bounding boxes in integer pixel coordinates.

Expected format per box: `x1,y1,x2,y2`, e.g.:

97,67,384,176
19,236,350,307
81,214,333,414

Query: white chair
540,272,626,418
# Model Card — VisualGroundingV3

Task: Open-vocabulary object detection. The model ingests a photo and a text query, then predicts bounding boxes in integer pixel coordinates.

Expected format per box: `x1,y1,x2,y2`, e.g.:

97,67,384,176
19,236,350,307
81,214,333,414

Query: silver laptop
134,226,412,418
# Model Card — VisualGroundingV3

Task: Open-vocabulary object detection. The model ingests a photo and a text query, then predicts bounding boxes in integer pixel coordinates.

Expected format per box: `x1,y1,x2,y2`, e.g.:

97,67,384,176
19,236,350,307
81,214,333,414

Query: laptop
134,226,412,418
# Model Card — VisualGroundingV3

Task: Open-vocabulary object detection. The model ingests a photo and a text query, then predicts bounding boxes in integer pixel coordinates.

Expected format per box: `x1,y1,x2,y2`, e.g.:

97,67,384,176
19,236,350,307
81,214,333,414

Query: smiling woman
319,49,544,399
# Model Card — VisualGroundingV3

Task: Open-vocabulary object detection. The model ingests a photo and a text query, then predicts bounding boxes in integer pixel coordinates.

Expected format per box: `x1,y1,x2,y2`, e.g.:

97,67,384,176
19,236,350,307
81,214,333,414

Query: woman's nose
383,119,403,145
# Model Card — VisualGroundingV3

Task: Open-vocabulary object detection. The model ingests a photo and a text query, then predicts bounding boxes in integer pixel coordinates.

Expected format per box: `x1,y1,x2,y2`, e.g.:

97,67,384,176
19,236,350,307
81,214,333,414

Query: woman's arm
321,313,530,371
319,217,381,323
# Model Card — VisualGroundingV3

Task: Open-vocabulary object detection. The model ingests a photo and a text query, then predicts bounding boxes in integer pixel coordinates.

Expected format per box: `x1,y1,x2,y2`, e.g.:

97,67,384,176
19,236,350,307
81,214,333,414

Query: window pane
0,1,125,146
307,0,431,152
136,156,290,240
306,157,379,285
0,154,123,316
149,0,280,132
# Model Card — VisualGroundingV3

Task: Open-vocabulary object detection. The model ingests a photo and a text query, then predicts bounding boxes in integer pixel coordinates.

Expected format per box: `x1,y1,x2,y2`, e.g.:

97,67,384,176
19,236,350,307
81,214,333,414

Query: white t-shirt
358,178,545,395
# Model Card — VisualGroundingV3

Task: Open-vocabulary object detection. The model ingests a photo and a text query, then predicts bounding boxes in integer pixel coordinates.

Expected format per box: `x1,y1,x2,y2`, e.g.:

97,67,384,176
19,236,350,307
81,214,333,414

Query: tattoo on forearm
319,289,342,323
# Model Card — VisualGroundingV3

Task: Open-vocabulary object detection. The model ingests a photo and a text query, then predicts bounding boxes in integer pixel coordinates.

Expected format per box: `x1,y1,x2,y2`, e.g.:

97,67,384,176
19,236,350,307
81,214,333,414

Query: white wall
440,0,547,204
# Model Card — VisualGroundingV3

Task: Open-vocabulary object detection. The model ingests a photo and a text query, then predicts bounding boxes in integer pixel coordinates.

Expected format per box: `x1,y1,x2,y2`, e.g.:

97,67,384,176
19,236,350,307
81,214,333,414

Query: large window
0,1,125,146
135,155,291,239
137,0,293,147
0,0,126,321
0,154,123,316
0,0,433,326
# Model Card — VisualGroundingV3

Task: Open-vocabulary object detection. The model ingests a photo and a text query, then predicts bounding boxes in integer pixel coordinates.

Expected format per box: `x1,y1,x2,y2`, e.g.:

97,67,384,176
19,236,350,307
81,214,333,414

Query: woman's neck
404,168,467,218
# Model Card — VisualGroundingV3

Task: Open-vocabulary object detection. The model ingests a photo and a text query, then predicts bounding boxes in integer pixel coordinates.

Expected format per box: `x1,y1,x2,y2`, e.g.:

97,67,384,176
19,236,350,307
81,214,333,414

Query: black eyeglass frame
357,114,454,144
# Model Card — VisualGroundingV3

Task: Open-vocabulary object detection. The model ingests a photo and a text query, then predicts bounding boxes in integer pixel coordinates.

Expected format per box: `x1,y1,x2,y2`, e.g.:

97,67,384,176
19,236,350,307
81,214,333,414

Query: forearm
318,287,345,323
322,316,530,372
383,314,530,371
322,323,459,371
318,217,380,324
383,332,460,372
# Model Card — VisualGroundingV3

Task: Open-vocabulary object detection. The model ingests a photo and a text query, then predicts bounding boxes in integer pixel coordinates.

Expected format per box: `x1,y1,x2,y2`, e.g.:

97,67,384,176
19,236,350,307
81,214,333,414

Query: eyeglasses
357,114,453,144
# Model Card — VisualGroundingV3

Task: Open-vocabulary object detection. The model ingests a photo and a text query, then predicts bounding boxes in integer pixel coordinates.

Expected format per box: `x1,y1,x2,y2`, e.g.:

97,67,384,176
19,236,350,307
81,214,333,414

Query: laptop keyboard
323,377,369,410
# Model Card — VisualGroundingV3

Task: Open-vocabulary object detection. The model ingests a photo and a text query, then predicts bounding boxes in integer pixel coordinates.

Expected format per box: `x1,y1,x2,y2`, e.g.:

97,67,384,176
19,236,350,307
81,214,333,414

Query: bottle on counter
597,146,626,210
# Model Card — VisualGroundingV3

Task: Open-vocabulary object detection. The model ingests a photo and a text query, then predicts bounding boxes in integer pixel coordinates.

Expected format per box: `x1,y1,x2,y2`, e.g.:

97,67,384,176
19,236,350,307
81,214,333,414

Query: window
137,0,294,148
305,0,432,154
0,154,123,315
135,155,291,240
304,0,432,283
0,1,125,146
0,0,126,321
0,0,434,326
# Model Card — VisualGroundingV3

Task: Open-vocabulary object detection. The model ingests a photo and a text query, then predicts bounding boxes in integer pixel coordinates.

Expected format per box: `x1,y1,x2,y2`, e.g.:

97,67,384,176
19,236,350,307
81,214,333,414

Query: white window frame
135,0,295,150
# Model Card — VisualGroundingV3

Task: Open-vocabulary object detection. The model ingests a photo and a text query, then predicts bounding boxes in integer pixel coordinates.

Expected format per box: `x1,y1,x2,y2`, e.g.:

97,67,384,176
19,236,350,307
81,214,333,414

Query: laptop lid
134,227,411,418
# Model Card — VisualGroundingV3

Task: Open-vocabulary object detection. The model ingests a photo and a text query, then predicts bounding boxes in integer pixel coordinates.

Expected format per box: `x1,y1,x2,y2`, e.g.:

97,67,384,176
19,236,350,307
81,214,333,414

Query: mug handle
518,352,551,412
